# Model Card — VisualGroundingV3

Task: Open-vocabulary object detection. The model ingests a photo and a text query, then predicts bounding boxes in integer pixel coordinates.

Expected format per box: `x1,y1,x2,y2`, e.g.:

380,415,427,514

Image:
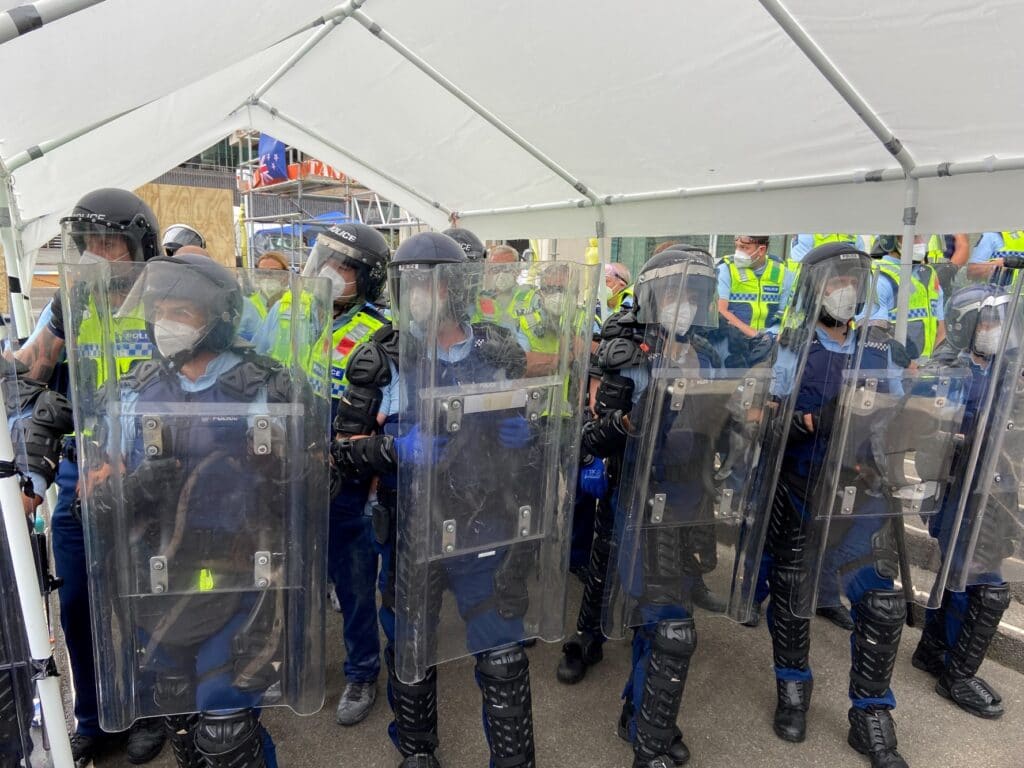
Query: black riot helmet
871,234,901,258
60,188,161,263
633,245,718,335
140,254,243,365
795,242,873,327
389,232,477,322
302,223,390,306
442,227,486,262
162,224,206,257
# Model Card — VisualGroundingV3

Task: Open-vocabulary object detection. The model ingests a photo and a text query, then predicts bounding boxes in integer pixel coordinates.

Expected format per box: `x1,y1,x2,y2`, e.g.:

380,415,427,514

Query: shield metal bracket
840,485,857,515
649,493,666,524
142,416,163,458
441,518,457,553
669,378,687,411
441,397,464,433
252,416,272,456
858,378,878,411
149,556,168,594
740,377,757,409
934,377,950,408
716,488,734,518
254,551,272,588
524,387,547,423
517,505,532,537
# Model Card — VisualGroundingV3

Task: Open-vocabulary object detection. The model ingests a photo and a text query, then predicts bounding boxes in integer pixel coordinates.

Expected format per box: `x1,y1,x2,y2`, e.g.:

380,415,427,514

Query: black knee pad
476,644,529,682
967,583,1011,614
154,674,194,713
855,588,907,630
194,709,265,768
651,618,697,659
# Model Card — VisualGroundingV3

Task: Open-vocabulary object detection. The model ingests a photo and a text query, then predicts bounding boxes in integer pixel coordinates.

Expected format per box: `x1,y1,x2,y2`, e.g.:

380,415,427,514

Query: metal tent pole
894,178,918,345
0,326,73,767
0,0,105,46
0,174,34,338
252,99,455,219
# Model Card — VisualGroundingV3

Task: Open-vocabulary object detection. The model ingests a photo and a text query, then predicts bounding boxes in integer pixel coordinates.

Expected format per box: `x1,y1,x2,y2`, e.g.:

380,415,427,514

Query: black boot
936,583,1010,719
387,649,440,764
768,558,813,743
556,631,604,684
690,575,727,613
631,619,695,768
912,591,950,677
477,644,536,768
164,715,202,768
773,679,812,743
847,590,907,768
816,604,855,631
193,709,267,768
399,755,441,768
847,707,908,768
618,701,689,767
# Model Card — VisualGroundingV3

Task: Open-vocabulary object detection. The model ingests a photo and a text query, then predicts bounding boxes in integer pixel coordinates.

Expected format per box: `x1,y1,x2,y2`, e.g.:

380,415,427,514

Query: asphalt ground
65,579,1023,768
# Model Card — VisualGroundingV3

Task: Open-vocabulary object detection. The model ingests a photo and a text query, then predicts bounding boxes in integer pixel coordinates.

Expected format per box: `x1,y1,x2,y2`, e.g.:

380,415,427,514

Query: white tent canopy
3,0,1024,253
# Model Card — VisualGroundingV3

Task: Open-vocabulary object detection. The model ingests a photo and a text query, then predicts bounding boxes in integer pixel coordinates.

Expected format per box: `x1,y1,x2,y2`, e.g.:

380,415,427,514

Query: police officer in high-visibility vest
13,188,168,764
966,230,1024,283
604,262,635,313
869,235,946,360
717,235,795,341
472,244,537,330
254,222,390,727
789,233,858,265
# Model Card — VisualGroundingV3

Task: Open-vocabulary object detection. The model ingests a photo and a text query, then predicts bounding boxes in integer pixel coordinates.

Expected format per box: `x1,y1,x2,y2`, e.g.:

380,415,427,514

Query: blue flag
257,133,288,185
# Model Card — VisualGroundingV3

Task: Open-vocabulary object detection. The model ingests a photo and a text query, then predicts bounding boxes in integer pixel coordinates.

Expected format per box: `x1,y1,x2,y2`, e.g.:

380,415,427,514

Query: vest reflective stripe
76,300,151,388
994,230,1024,260
268,291,385,399
927,234,946,262
472,288,537,327
876,262,938,357
813,233,857,248
725,259,788,330
248,292,268,320
608,285,634,313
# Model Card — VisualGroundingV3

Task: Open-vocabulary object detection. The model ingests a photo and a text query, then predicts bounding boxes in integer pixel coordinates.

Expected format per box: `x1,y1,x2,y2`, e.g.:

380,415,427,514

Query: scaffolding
233,130,424,269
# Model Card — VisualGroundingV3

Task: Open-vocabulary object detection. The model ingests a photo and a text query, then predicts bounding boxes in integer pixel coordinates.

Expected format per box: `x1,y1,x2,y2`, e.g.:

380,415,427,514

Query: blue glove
393,425,447,465
498,416,534,449
577,456,608,499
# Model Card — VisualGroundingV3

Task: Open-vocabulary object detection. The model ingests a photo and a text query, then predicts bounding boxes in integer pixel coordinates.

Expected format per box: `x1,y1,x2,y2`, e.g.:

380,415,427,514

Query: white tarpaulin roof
3,0,1024,254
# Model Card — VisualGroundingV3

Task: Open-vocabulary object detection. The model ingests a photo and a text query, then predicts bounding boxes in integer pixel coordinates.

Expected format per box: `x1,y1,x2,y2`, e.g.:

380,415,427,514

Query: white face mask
408,290,435,325
658,301,697,335
912,243,928,263
319,266,354,302
542,291,564,318
822,285,859,322
154,319,204,360
732,250,755,269
79,250,106,265
493,271,517,293
974,325,1002,356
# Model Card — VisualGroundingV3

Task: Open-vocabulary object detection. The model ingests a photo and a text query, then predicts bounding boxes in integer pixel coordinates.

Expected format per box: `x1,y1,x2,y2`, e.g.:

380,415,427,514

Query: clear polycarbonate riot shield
602,259,776,638
947,277,1024,595
798,366,972,617
392,260,595,684
60,260,331,730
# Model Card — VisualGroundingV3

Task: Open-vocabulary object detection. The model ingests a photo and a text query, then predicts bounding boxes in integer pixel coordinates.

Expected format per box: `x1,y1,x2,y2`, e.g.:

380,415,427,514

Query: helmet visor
634,260,718,332
61,217,144,264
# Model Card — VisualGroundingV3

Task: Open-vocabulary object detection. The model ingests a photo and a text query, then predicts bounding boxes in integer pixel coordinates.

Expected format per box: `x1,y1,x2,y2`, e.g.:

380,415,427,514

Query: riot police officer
580,245,770,768
254,222,391,727
13,188,167,765
912,284,1016,719
757,243,913,768
162,224,206,257
333,232,589,768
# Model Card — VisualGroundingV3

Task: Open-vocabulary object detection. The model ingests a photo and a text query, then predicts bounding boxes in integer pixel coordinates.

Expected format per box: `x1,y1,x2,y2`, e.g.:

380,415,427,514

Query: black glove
46,289,65,339
581,410,629,457
475,325,527,378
